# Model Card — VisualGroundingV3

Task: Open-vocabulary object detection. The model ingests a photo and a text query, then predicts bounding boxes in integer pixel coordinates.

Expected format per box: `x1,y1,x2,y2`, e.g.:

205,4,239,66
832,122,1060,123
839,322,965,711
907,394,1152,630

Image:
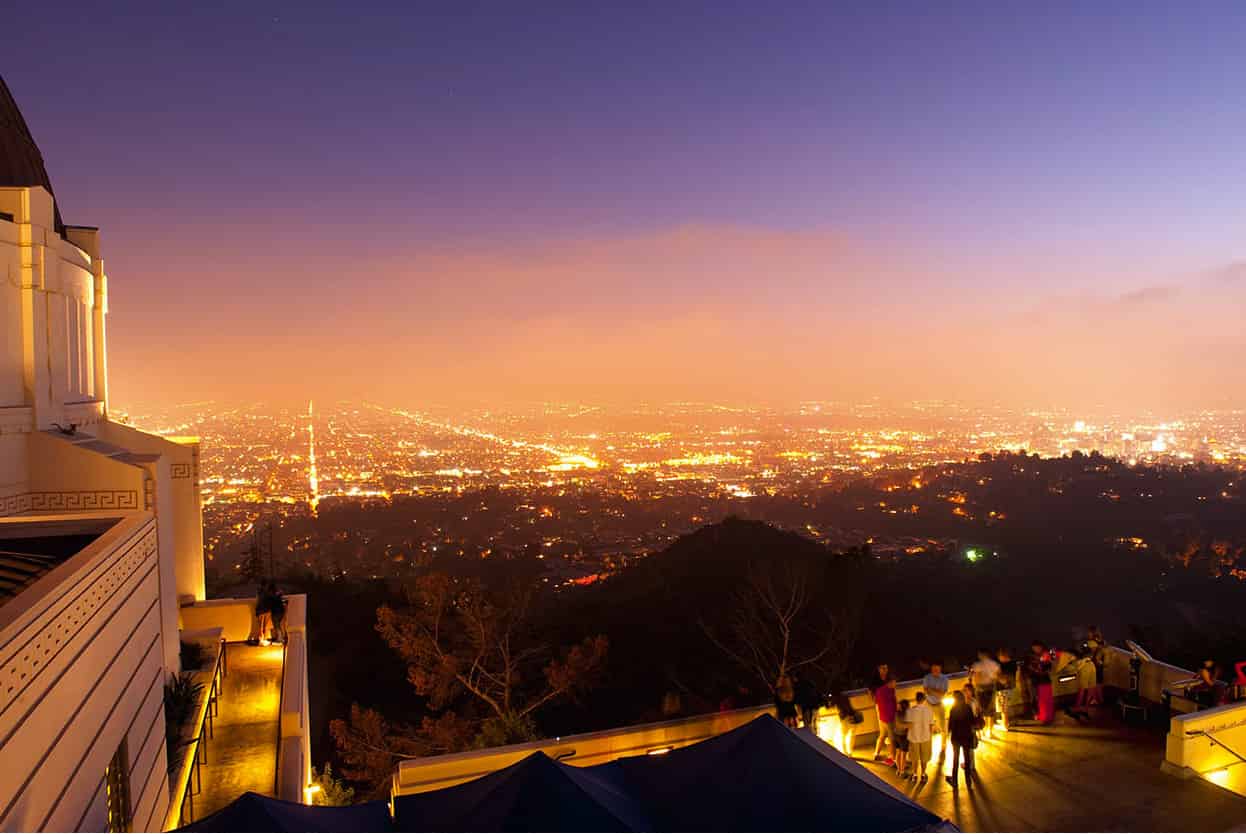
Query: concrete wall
277,596,311,804
179,598,257,642
393,671,974,798
26,431,146,502
94,423,204,603
0,513,170,832
1166,701,1246,776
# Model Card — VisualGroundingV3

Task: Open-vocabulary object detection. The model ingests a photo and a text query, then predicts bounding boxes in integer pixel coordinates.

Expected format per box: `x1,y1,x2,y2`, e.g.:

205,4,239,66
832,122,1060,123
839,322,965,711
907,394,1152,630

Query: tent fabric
183,716,953,832
180,792,393,832
585,714,947,832
392,750,652,831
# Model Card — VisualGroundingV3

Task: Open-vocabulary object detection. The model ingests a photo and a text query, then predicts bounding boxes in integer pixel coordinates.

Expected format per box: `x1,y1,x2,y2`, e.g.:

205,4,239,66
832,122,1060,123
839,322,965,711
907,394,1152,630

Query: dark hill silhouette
541,517,871,732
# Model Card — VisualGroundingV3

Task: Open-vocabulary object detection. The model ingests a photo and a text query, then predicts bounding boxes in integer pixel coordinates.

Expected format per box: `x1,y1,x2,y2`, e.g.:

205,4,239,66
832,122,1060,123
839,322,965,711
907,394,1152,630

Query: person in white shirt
906,692,935,784
970,648,1002,737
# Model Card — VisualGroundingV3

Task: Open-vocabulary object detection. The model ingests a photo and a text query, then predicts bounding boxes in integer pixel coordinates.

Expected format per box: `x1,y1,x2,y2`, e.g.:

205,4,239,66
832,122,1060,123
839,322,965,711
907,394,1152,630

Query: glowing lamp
966,548,982,563
942,695,956,708
304,784,321,804
647,747,673,756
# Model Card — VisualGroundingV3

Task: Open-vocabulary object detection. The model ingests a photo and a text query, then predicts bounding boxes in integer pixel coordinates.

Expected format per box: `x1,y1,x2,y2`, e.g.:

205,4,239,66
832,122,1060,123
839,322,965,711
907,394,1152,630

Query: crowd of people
774,627,1112,790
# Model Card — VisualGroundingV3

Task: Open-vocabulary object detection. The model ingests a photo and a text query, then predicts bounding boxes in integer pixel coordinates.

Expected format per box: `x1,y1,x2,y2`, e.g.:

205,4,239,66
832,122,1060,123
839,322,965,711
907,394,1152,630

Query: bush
164,672,204,771
309,763,355,806
180,640,209,671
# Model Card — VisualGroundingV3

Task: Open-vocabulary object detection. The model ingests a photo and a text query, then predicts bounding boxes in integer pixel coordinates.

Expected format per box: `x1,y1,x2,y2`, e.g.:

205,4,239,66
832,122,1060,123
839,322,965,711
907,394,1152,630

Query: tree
375,572,608,747
701,557,859,693
309,763,356,806
328,704,427,799
329,704,475,799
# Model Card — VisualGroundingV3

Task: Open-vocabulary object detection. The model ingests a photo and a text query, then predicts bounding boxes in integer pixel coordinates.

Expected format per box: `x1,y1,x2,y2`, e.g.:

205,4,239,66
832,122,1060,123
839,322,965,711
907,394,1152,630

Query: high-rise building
0,76,310,832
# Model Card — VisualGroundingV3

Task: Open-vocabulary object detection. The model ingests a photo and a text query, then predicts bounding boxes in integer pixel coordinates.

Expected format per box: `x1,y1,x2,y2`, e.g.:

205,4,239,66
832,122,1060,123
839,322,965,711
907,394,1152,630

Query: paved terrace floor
194,643,284,820
857,709,1246,832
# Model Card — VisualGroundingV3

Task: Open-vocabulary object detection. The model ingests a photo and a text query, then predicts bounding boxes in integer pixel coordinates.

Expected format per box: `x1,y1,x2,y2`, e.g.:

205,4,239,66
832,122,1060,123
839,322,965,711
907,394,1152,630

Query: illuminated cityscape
112,399,1246,588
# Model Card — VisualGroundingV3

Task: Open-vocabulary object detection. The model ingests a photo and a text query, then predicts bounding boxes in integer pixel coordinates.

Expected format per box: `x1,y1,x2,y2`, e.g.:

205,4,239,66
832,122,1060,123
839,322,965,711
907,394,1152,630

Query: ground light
965,548,982,563
304,784,321,803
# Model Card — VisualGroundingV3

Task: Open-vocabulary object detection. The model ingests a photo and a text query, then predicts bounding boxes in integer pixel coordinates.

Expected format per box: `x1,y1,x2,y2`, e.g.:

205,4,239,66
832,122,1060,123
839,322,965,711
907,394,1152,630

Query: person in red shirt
872,674,898,765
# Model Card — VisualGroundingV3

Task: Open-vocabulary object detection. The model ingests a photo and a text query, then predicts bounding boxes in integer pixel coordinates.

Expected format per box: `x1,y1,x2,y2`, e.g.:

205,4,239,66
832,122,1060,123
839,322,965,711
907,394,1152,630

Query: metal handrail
172,639,227,827
1187,728,1246,769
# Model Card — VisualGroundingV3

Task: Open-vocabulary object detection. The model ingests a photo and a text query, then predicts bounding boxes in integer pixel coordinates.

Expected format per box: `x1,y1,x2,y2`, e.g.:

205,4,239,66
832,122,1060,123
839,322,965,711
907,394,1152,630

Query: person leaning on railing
831,687,862,756
922,662,950,749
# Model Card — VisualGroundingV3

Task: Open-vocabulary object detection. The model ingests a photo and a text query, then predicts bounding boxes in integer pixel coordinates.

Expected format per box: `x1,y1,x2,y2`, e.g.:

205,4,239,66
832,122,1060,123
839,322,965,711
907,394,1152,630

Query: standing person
996,647,1018,731
871,663,891,693
922,661,950,754
907,692,935,784
831,686,862,756
971,648,1001,738
775,673,798,728
1087,625,1106,704
1030,641,1055,724
794,672,822,732
945,690,978,789
894,699,912,778
962,682,981,739
267,582,287,645
872,676,898,765
253,582,274,646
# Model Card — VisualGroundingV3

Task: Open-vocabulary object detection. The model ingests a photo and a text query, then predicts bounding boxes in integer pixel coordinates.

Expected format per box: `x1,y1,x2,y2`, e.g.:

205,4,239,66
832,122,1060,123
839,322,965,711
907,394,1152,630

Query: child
894,698,911,777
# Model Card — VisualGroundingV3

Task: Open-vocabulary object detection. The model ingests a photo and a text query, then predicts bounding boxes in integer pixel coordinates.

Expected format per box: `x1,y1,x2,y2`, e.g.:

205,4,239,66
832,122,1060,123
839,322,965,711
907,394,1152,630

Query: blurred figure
1029,641,1055,724
774,673,798,728
970,648,1001,737
794,672,822,732
831,687,862,755
996,647,1017,731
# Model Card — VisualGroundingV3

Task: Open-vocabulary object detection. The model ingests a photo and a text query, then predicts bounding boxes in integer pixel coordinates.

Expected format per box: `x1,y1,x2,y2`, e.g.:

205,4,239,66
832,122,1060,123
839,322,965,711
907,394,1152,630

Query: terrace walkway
861,709,1246,831
194,643,285,820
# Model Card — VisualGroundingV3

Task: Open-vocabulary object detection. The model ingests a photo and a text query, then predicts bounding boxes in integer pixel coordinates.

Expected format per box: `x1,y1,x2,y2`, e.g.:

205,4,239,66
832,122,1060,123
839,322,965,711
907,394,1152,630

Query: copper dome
0,75,63,232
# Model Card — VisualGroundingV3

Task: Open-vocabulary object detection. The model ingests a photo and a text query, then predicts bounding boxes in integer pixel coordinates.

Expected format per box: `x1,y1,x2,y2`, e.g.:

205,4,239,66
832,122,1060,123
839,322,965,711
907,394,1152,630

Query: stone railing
276,594,311,804
177,593,311,805
392,670,975,801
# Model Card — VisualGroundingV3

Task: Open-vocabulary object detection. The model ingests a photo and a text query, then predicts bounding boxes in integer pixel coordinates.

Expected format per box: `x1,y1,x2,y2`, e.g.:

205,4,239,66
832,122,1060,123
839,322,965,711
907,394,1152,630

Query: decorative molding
0,494,33,518
0,525,157,717
62,400,104,427
28,490,139,512
143,478,154,511
170,463,191,479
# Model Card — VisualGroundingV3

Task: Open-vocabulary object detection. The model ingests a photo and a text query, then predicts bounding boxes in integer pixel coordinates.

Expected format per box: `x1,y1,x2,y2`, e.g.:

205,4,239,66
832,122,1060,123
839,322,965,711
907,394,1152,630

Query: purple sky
8,2,1246,409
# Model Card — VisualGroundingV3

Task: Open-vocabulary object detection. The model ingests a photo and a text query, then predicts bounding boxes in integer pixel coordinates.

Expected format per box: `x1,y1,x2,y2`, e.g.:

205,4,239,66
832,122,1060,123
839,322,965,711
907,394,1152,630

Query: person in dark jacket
945,690,977,788
794,672,822,731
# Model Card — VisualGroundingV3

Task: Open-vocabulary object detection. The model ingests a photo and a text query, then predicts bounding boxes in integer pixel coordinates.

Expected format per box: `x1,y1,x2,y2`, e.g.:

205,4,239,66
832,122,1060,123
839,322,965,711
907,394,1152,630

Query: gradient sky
8,1,1246,410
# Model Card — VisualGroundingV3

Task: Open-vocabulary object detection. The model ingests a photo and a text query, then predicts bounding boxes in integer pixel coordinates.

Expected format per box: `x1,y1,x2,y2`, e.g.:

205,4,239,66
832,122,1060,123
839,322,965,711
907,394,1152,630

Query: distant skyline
7,1,1246,410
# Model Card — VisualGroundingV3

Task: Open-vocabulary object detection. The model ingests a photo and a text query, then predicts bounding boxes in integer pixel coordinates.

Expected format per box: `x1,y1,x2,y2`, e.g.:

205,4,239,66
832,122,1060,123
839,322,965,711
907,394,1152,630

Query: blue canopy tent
585,714,948,831
181,792,393,832
184,716,952,832
392,748,652,831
